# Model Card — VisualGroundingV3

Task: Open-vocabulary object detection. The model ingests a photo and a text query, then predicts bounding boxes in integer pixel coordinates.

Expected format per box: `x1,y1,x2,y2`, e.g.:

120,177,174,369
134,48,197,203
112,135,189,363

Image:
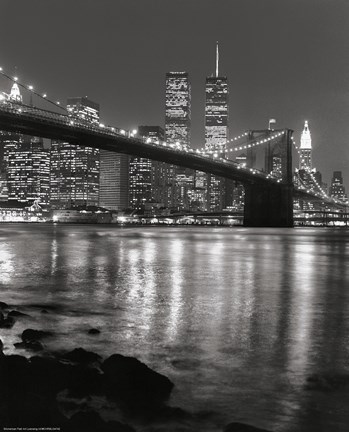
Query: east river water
0,224,349,431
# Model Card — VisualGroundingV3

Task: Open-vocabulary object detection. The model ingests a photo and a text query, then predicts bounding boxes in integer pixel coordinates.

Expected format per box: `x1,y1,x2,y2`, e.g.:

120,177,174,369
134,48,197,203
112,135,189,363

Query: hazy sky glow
0,0,348,188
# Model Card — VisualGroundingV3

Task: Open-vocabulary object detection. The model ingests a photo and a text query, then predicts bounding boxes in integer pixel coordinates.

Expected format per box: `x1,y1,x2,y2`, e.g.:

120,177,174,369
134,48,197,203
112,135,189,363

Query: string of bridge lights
0,67,68,113
195,131,285,157
3,65,345,204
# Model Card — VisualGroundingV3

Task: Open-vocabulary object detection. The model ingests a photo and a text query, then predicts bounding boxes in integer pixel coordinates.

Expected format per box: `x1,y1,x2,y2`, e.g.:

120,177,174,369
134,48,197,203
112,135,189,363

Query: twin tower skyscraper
165,42,229,211
165,41,228,152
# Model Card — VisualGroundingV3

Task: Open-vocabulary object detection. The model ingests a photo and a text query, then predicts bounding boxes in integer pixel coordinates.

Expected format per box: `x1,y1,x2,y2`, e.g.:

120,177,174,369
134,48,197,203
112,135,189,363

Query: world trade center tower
165,71,192,209
205,42,229,211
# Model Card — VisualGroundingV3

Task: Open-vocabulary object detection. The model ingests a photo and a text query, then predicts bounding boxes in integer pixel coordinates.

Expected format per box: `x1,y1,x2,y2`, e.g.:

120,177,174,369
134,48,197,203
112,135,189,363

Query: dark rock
0,315,15,328
27,356,73,397
0,391,65,428
0,355,30,399
107,419,136,432
88,328,101,335
41,309,49,314
101,354,174,407
62,348,102,365
8,310,29,318
66,365,103,398
21,328,53,343
0,301,9,309
14,341,44,352
139,404,192,422
64,410,135,432
223,423,273,432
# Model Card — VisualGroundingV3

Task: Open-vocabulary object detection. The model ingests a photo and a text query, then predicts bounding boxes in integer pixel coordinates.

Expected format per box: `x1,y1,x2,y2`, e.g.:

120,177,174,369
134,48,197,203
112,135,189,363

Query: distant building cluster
294,121,348,209
0,44,347,216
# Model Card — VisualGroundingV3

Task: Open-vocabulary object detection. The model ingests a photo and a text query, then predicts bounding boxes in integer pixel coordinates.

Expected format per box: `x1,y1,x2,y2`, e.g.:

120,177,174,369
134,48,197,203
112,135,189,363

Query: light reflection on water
0,224,349,431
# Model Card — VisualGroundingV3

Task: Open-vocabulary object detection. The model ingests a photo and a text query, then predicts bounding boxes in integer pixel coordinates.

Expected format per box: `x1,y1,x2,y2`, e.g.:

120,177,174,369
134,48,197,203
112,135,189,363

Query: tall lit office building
165,72,191,149
205,42,229,211
128,126,165,210
0,82,51,203
299,120,312,170
7,137,50,205
0,82,24,201
0,131,20,201
50,97,100,208
165,72,192,209
330,171,347,202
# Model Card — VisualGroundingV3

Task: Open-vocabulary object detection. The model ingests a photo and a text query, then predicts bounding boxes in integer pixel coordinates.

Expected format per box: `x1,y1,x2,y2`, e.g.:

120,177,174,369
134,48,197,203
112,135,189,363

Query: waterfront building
330,171,347,202
99,151,129,211
128,126,167,211
0,83,49,205
205,42,229,211
50,97,100,208
7,136,50,205
129,126,160,210
165,72,192,209
299,120,312,170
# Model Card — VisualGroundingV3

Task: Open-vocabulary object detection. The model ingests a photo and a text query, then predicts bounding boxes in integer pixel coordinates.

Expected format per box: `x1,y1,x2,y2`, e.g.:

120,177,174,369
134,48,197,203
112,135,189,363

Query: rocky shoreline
0,301,272,432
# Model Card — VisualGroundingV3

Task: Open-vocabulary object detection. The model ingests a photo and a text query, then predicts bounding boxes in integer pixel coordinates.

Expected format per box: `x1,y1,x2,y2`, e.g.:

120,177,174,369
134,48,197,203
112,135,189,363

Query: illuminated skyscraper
205,42,229,211
0,83,50,204
299,120,312,170
7,137,50,205
50,97,100,208
205,43,229,153
128,126,165,210
165,72,192,209
330,171,347,202
165,72,191,149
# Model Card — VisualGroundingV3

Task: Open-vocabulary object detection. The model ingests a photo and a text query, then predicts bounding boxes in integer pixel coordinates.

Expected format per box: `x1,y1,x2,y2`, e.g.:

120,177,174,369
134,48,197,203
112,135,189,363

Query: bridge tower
243,129,294,227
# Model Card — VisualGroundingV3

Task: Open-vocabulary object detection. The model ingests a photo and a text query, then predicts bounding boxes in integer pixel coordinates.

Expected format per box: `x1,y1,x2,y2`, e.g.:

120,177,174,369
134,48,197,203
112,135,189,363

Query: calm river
0,224,349,431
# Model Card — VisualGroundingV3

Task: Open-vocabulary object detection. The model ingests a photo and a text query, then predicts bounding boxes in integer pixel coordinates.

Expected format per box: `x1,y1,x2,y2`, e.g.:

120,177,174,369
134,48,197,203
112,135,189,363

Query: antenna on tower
216,41,219,77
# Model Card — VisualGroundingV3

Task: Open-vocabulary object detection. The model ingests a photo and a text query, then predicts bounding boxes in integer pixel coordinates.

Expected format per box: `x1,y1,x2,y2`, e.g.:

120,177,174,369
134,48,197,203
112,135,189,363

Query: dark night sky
1,0,349,189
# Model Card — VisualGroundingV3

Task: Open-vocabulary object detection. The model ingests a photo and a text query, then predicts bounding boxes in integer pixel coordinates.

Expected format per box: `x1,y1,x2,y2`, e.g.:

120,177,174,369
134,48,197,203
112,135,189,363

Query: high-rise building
165,72,191,149
1,82,50,205
205,42,229,211
330,171,347,202
299,120,312,170
7,137,50,205
205,43,229,153
0,82,24,201
165,72,192,210
99,151,129,211
128,126,165,210
50,97,100,208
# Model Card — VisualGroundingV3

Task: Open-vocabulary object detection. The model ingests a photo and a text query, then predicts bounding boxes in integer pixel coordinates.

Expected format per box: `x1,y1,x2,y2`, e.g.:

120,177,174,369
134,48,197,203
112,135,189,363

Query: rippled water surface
1,224,349,431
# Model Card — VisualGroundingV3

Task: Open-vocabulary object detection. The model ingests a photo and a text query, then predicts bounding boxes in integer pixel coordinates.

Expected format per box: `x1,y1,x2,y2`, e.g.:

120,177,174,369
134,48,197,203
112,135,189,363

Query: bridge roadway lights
243,183,294,227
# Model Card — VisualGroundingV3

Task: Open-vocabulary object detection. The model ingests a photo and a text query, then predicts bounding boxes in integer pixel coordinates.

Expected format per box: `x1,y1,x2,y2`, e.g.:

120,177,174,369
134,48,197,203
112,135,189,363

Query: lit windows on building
205,78,229,153
205,42,229,211
7,137,50,205
50,97,100,208
165,74,192,210
129,157,152,209
330,171,347,202
299,120,312,170
165,72,191,149
130,126,165,210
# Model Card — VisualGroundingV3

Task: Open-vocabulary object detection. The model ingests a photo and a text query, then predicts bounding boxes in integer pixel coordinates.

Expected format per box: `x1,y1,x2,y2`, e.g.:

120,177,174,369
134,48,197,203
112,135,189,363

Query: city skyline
0,0,348,191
